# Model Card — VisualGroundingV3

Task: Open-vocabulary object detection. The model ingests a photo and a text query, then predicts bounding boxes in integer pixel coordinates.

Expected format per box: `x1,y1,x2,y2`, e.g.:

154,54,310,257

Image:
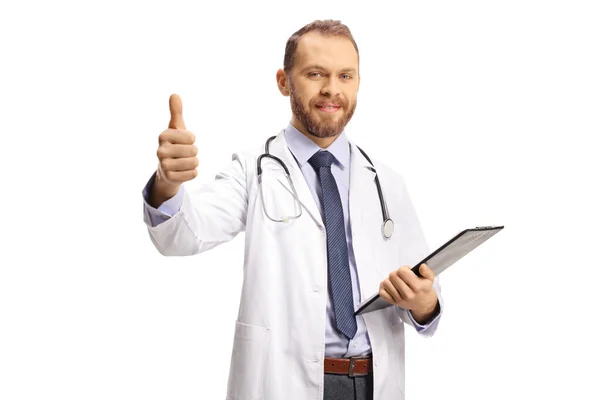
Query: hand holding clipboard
354,225,504,315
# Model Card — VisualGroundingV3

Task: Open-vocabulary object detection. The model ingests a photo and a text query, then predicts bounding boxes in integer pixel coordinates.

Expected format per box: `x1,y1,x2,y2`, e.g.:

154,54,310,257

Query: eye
341,74,352,80
309,72,323,78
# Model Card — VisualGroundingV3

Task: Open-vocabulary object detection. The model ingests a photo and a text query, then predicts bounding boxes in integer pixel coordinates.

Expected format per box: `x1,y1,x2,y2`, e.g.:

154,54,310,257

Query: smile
316,104,341,113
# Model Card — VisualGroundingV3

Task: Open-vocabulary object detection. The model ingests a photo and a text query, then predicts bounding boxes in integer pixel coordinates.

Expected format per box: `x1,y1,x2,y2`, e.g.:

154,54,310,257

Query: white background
1,0,599,399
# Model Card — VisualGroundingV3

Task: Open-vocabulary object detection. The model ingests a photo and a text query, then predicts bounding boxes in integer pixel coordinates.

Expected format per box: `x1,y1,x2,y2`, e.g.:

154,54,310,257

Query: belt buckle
348,357,367,377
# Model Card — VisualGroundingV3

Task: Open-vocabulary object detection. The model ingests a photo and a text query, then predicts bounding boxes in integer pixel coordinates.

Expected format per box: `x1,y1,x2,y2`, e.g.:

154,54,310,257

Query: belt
324,355,372,377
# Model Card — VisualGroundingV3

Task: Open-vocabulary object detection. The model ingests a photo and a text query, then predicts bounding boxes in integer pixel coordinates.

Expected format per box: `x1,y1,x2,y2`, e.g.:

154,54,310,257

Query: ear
276,69,290,96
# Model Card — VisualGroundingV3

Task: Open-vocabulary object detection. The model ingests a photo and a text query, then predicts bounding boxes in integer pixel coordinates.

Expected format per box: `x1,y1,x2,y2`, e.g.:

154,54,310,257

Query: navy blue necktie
308,150,357,340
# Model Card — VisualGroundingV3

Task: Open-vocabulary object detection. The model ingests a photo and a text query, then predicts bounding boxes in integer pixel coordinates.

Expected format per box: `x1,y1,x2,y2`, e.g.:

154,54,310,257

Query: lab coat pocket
226,321,271,400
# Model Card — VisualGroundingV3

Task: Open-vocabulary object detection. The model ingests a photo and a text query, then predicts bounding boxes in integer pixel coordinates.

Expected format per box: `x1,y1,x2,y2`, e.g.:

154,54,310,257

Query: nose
320,76,341,97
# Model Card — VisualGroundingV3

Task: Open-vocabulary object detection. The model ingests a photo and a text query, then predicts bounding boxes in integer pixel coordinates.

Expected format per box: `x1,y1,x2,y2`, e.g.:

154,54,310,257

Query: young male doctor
142,19,443,400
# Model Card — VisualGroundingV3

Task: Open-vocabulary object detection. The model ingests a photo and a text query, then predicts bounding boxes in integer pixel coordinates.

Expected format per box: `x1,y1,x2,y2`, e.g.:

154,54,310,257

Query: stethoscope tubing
258,135,394,239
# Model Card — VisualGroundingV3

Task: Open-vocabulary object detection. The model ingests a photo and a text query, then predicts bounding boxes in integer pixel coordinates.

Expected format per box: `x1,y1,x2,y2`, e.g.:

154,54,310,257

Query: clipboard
354,225,504,316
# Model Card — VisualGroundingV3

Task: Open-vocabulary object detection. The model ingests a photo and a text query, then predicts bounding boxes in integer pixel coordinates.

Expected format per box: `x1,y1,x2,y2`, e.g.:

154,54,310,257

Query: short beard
289,81,356,139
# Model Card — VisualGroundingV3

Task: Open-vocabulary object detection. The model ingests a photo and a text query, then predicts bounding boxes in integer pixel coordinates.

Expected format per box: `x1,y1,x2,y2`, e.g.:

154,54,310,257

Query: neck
290,119,340,149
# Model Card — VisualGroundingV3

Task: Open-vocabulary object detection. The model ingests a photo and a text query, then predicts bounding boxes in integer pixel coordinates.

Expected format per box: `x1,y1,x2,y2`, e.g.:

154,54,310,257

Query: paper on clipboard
354,225,504,316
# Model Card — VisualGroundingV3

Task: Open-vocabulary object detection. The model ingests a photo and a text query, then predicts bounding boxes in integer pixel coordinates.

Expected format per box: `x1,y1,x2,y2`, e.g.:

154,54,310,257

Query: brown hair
283,19,359,73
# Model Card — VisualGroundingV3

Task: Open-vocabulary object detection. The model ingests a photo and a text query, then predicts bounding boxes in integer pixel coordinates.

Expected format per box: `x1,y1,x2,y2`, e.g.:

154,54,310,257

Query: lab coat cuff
142,172,185,227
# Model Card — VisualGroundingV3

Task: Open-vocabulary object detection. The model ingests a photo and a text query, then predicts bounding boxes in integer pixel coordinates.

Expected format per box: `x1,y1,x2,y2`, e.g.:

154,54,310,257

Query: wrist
411,294,439,324
150,174,180,208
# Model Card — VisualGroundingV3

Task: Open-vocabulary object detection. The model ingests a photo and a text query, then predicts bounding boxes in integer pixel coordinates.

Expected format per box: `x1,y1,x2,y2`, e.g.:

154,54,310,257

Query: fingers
396,265,435,293
157,143,198,159
380,279,404,305
159,129,196,145
156,142,199,185
160,156,199,172
169,94,186,130
161,169,198,183
393,266,421,293
379,286,396,305
380,265,436,309
389,271,415,302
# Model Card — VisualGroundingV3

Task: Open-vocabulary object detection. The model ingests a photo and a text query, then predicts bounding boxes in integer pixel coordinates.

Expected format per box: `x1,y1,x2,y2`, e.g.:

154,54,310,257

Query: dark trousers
324,371,374,400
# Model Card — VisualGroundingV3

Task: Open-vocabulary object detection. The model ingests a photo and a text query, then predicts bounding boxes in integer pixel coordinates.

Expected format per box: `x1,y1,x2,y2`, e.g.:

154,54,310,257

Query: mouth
316,103,341,113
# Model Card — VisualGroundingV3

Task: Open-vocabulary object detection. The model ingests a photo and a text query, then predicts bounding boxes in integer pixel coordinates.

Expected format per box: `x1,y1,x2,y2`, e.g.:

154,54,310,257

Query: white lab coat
144,129,443,400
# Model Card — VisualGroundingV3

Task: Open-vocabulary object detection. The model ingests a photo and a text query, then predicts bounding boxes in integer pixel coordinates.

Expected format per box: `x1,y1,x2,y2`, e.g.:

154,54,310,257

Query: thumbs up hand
150,94,199,207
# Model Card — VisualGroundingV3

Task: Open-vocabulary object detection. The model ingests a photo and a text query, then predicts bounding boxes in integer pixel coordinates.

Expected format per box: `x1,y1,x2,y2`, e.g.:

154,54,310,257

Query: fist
379,264,437,314
156,94,199,185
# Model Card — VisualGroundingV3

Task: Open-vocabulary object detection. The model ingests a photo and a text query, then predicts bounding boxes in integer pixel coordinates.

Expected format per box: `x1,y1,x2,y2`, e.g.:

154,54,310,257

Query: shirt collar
284,122,350,170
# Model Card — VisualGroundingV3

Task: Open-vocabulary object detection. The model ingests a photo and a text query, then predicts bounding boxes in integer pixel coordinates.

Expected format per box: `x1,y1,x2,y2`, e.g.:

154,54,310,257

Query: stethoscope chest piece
382,219,394,239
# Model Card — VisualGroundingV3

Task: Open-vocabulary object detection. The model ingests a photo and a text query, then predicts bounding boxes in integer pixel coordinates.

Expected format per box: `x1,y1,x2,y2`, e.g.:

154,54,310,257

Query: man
143,20,442,400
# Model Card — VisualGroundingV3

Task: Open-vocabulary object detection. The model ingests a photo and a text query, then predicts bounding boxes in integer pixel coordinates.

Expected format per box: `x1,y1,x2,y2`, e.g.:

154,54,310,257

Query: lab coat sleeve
143,153,249,256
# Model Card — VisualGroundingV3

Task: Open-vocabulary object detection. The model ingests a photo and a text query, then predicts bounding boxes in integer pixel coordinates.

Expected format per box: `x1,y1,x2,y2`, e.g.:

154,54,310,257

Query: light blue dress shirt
142,122,437,358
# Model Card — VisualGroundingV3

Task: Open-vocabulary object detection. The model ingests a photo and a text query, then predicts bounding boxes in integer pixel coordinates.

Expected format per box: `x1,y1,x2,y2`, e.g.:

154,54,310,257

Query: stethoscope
257,135,394,239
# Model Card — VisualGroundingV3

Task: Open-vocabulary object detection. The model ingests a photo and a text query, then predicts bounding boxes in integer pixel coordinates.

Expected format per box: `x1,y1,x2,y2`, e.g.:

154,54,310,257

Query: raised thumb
168,94,186,130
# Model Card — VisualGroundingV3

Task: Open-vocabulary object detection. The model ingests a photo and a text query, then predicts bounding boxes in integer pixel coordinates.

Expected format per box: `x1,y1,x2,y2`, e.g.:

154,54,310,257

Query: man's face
287,32,360,139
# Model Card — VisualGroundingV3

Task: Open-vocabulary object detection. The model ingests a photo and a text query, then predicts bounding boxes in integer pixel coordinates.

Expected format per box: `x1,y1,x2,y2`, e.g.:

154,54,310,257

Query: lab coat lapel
348,142,381,300
267,131,324,228
348,141,377,235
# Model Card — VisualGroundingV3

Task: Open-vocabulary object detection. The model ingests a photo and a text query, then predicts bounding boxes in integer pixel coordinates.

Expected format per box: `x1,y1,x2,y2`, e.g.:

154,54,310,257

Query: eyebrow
301,64,357,74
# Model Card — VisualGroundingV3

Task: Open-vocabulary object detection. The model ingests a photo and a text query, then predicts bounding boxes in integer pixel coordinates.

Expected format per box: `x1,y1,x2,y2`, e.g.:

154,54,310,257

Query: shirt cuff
142,172,184,227
408,302,441,332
